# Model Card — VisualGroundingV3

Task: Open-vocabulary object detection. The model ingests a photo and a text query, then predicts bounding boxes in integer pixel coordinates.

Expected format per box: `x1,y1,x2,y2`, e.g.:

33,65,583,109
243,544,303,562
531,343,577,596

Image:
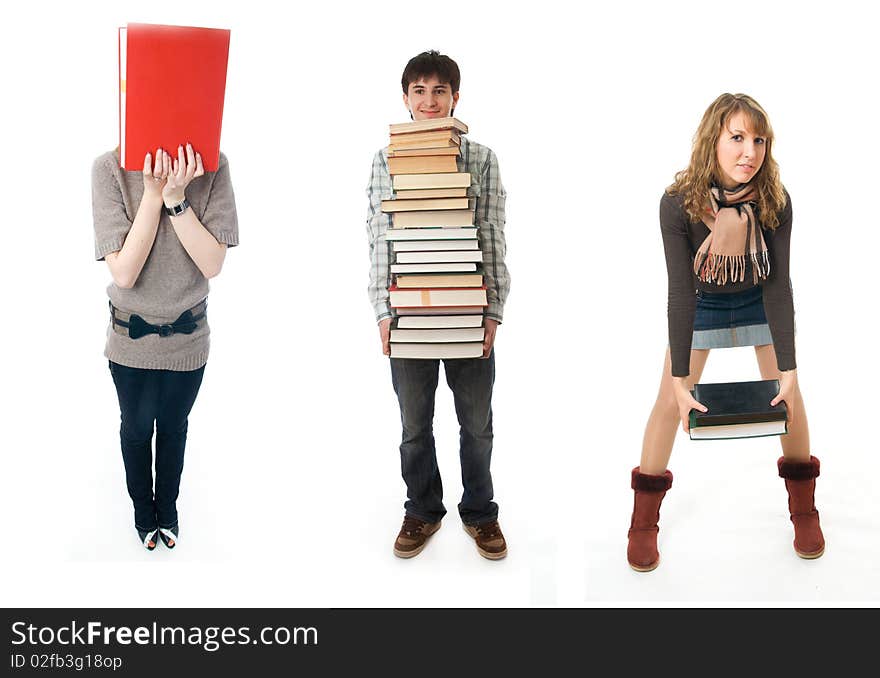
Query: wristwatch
164,198,190,217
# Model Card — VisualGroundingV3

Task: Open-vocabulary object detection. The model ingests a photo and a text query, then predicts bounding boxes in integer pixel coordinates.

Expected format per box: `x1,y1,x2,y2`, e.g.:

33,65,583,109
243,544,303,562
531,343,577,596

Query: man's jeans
109,361,205,531
390,351,497,526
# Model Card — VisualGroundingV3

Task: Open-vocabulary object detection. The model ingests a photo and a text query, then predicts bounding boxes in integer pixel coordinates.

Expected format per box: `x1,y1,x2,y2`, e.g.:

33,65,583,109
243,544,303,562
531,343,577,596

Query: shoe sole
628,555,660,572
393,522,441,559
462,525,507,560
796,546,825,559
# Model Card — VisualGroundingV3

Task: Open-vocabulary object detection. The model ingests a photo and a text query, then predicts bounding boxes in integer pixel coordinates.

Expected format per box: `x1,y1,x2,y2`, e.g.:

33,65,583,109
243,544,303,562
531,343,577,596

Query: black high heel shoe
158,525,178,549
137,527,158,551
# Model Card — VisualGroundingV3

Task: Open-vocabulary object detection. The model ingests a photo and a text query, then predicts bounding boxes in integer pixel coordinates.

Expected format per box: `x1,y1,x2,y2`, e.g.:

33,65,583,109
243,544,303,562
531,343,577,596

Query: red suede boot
778,456,825,559
627,467,673,572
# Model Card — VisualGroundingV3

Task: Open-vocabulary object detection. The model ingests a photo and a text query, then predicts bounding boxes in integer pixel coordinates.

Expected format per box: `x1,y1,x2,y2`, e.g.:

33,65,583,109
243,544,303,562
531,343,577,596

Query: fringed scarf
693,184,770,286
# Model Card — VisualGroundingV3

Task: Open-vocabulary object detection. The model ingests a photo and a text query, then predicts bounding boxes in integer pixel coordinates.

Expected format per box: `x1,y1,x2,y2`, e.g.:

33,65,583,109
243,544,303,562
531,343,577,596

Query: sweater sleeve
200,152,240,247
660,193,697,377
92,154,132,261
761,189,796,370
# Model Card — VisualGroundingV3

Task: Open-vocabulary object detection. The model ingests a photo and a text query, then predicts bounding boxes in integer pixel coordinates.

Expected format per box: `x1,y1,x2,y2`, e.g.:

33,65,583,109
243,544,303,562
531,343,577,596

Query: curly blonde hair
668,93,786,230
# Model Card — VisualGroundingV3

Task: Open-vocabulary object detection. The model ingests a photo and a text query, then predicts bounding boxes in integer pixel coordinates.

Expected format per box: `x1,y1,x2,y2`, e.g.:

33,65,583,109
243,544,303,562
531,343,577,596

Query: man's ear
402,92,413,120
451,91,460,116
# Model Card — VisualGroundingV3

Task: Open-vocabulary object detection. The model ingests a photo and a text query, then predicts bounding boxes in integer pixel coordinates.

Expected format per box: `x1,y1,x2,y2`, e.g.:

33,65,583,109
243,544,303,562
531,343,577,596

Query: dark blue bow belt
110,301,207,340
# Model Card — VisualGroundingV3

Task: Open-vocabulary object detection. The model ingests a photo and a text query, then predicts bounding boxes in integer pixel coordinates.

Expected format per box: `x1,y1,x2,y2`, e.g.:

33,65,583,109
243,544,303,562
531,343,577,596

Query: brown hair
401,50,460,94
668,93,786,230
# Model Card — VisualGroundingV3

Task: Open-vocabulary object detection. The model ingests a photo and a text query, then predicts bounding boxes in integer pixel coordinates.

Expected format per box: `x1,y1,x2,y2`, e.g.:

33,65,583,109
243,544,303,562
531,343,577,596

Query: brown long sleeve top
659,189,795,377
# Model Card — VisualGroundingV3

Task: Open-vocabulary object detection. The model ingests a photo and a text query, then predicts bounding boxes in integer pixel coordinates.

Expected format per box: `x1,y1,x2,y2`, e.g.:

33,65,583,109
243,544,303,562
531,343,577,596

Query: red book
119,23,230,172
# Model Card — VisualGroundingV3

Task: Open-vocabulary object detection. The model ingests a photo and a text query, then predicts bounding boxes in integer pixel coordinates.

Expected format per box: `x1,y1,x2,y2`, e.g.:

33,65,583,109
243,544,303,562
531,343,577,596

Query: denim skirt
691,286,773,349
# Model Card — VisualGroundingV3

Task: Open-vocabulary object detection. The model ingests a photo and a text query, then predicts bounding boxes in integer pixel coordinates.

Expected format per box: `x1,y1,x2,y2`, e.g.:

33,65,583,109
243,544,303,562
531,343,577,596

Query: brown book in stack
382,117,485,359
388,130,461,152
389,187,468,199
388,146,461,158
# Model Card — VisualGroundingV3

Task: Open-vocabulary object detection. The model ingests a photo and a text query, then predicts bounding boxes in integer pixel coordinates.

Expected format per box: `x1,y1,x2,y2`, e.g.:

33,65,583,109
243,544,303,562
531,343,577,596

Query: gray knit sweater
92,150,239,371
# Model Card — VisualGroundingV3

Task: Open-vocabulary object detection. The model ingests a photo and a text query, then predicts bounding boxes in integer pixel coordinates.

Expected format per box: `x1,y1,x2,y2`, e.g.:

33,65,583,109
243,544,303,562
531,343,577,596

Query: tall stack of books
382,117,486,359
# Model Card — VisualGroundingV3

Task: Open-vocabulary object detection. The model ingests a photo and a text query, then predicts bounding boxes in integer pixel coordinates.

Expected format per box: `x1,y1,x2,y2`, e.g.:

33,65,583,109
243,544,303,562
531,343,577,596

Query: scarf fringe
695,250,770,286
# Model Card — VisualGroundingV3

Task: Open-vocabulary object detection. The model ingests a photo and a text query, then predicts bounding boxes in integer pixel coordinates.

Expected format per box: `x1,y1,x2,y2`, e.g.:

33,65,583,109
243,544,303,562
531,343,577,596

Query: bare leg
640,348,711,475
754,344,810,461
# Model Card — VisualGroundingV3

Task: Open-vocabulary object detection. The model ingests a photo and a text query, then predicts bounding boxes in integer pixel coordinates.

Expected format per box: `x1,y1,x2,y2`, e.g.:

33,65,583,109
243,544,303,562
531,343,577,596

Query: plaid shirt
365,136,510,323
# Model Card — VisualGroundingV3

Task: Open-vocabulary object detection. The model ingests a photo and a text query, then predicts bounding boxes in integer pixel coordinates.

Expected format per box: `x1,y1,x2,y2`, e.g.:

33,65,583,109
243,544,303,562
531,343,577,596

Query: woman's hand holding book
673,376,707,433
163,143,204,207
142,148,169,201
770,369,798,426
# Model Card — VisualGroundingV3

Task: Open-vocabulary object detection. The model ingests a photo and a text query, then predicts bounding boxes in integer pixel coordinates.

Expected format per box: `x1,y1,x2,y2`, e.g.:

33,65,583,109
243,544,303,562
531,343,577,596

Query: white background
1,0,877,608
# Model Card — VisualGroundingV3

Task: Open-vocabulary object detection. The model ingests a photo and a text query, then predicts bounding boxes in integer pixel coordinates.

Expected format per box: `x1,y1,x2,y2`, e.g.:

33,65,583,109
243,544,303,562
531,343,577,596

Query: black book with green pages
689,379,788,440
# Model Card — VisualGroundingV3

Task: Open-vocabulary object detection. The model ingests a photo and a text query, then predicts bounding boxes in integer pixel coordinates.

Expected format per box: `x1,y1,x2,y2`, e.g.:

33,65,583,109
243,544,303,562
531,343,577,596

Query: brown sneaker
393,516,441,558
463,520,507,560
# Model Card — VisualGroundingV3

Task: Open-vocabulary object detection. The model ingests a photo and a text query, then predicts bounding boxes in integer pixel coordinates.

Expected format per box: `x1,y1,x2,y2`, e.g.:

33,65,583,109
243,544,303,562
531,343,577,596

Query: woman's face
715,111,766,189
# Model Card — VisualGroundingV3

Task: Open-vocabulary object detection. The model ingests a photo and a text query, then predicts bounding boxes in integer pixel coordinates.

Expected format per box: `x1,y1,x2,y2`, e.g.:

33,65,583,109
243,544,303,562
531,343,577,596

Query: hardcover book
395,273,483,288
388,146,461,158
393,173,472,190
395,250,483,263
389,286,488,308
392,187,469,199
395,306,484,316
389,117,469,135
120,23,230,172
389,129,461,143
387,155,459,175
388,140,460,154
393,209,474,228
389,327,486,343
389,342,483,359
689,379,788,440
395,315,484,329
381,197,471,212
390,262,478,273
388,131,461,151
385,227,478,241
392,239,479,252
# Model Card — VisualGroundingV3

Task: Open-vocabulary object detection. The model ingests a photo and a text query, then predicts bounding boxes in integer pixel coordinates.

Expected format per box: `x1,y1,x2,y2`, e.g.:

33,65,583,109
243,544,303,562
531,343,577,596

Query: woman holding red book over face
627,94,824,572
92,143,238,550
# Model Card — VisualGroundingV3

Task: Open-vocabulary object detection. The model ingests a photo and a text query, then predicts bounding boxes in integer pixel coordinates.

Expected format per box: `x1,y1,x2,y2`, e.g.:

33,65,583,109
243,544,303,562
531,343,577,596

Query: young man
365,50,511,560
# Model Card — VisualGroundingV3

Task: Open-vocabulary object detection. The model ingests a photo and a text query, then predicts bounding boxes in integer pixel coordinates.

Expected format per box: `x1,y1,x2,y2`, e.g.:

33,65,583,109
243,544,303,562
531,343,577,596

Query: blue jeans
109,361,205,531
390,351,498,526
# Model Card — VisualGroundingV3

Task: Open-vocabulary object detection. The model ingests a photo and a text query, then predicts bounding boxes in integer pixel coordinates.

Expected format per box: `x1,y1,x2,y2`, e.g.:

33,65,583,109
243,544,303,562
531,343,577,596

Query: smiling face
403,76,459,121
715,111,767,189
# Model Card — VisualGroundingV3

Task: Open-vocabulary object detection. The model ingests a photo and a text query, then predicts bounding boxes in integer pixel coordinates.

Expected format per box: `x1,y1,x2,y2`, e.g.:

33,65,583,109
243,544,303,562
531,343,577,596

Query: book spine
691,412,789,427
